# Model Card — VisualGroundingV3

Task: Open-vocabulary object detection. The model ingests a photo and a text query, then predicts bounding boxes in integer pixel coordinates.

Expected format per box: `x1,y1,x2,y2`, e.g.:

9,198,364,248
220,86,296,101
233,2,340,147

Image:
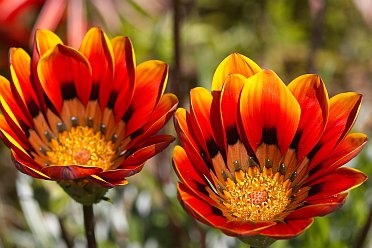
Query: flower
172,53,367,244
0,27,178,205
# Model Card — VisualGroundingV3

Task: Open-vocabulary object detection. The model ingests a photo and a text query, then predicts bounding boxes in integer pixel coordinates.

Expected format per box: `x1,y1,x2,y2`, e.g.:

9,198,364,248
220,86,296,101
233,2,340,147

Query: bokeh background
0,0,371,247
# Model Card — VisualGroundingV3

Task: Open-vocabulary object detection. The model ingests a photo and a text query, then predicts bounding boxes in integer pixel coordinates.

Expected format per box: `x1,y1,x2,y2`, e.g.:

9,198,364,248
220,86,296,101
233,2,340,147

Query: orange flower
0,27,178,204
172,53,367,243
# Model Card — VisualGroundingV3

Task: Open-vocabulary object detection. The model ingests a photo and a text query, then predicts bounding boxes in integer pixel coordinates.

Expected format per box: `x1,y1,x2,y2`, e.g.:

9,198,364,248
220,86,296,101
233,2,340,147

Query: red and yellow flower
0,27,178,204
172,53,367,243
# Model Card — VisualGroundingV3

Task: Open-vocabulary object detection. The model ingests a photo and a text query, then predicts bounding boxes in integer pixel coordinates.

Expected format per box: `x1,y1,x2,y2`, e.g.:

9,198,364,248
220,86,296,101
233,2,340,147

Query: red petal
98,165,144,181
190,87,224,158
287,193,348,219
178,183,275,237
125,60,168,136
308,93,362,170
42,165,102,180
79,27,114,109
122,135,175,166
12,152,50,180
127,93,178,149
174,108,212,181
288,74,329,160
308,133,367,181
212,53,261,91
90,175,128,187
111,36,136,121
37,44,92,112
240,70,301,154
258,218,314,239
306,167,367,201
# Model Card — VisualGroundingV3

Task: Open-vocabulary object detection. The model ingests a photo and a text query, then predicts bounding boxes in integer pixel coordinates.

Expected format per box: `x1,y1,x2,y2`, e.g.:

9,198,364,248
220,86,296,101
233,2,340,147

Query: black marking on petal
309,164,322,176
90,82,99,100
123,106,133,122
100,124,107,135
196,183,209,196
290,171,297,181
44,131,52,142
39,147,47,155
27,98,40,118
130,129,142,139
262,127,278,145
206,138,219,158
107,91,118,109
308,143,322,160
211,206,223,216
290,131,302,149
226,126,239,145
308,184,322,196
278,162,286,175
265,159,272,168
71,116,79,127
61,81,77,100
111,134,118,143
56,122,66,132
87,117,93,127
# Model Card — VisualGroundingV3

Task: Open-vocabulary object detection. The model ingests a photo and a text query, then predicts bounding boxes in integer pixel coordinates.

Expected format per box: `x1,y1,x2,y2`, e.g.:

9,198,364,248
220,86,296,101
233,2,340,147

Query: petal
308,133,367,180
124,60,168,136
240,70,301,154
122,135,175,166
90,175,128,187
12,153,50,180
306,167,367,201
288,74,329,160
258,218,314,239
79,27,114,109
212,53,261,91
178,183,275,237
42,165,102,180
127,93,178,149
220,74,245,146
287,193,348,219
174,108,212,180
308,92,362,170
111,36,136,121
190,87,224,158
98,165,144,180
10,48,42,117
34,29,63,57
37,44,92,112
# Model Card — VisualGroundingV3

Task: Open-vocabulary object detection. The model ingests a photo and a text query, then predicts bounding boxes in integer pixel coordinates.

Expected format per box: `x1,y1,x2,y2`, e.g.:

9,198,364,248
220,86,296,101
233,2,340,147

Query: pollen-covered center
222,167,291,222
46,126,115,171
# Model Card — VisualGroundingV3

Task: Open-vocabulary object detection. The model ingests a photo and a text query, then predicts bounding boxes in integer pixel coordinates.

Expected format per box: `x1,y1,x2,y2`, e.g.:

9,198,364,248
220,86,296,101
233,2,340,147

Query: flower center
221,167,291,222
46,126,115,171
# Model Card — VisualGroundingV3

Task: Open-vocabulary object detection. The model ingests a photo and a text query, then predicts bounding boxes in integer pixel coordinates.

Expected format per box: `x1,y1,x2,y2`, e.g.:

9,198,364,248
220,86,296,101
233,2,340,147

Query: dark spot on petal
211,206,223,216
107,91,118,109
308,184,322,196
123,106,133,122
290,131,302,149
90,82,99,100
130,129,142,139
278,163,286,174
262,127,277,145
61,81,77,100
226,126,239,145
308,143,322,160
206,138,219,158
309,164,322,176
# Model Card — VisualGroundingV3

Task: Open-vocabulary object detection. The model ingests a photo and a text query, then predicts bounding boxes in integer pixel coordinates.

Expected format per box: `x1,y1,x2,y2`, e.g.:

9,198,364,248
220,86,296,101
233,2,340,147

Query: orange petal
12,153,50,180
190,87,224,158
288,74,329,160
111,36,136,121
178,183,275,237
79,27,114,109
124,60,168,136
42,165,102,180
34,29,63,57
306,167,367,201
37,44,92,112
240,70,301,154
258,218,314,239
212,53,261,91
287,193,348,219
308,92,362,170
90,174,128,187
308,133,367,180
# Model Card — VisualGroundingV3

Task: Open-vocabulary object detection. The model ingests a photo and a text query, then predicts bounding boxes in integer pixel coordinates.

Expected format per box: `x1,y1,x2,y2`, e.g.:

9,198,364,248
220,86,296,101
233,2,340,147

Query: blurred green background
0,0,371,247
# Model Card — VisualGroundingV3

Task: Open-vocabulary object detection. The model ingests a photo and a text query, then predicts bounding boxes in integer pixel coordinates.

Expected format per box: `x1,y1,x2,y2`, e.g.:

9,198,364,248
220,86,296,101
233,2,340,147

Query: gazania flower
173,53,367,245
0,27,178,205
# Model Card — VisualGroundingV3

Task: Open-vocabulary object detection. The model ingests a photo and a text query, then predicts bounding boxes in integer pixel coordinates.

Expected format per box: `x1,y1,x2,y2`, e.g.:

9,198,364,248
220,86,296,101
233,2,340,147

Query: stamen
56,122,66,132
279,162,286,174
71,116,79,127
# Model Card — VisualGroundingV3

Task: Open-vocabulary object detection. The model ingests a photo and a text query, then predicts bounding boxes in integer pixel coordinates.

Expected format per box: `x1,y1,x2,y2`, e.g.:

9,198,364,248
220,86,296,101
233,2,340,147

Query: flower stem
83,204,97,248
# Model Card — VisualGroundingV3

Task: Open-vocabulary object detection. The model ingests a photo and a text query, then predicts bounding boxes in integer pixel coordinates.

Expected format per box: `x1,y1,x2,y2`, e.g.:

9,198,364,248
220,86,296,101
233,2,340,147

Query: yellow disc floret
46,126,115,171
222,167,291,222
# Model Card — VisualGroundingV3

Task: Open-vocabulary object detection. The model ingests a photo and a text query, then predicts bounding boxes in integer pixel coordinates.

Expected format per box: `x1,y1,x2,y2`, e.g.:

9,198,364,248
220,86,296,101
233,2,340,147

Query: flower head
0,27,178,204
173,53,367,242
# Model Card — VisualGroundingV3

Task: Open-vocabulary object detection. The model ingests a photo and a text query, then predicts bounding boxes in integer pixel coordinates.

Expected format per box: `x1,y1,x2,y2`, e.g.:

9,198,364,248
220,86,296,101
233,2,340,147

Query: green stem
83,205,97,248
